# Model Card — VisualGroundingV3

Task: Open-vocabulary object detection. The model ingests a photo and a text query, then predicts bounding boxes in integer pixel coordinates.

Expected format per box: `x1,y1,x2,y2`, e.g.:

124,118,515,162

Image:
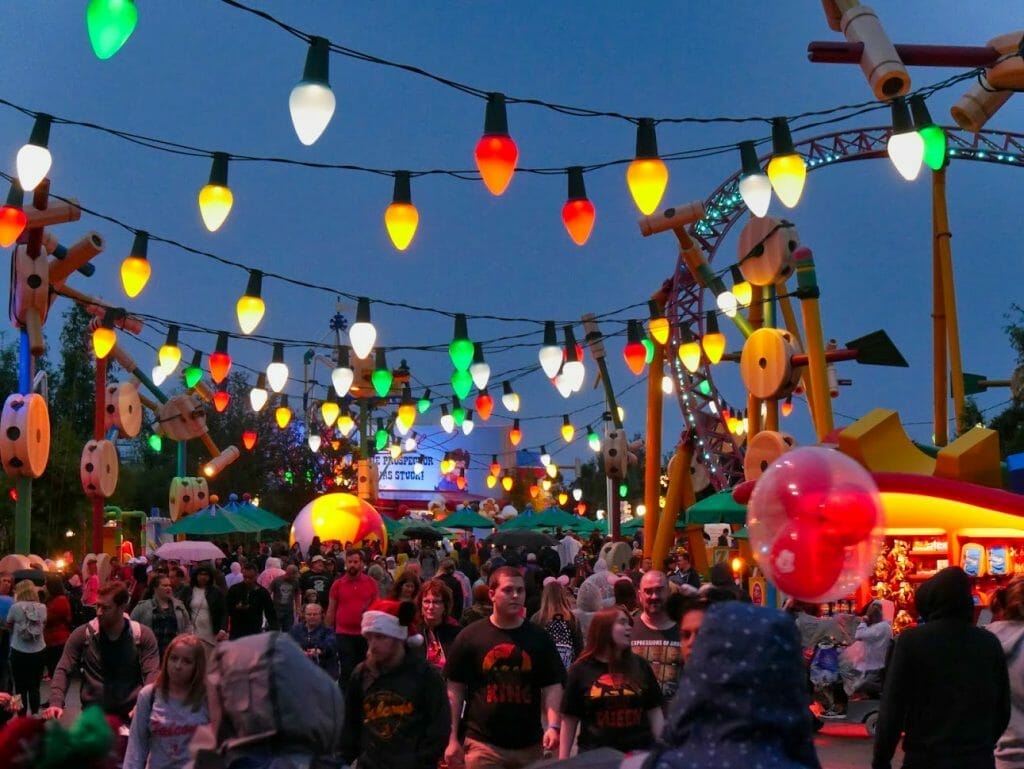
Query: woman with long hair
181,564,227,650
558,605,664,758
123,634,210,769
531,579,583,671
42,574,72,680
417,579,460,674
390,571,422,603
989,578,1024,769
6,579,47,715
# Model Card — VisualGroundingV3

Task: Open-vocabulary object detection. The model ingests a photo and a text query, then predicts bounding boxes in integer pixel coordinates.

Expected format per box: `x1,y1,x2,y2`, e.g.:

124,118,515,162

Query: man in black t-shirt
631,570,681,703
444,567,564,769
225,564,279,639
300,555,335,608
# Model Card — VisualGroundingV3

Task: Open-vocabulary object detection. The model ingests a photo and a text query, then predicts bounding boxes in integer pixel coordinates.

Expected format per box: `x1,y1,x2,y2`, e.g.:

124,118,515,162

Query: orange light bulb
242,430,257,450
509,420,522,446
626,118,668,215
92,326,116,359
474,391,493,421
0,182,27,248
561,167,595,246
213,389,230,412
474,93,517,196
384,171,419,250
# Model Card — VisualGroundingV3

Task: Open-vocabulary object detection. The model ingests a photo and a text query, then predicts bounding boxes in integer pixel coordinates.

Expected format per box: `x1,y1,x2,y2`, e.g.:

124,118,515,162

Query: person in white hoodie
989,579,1024,769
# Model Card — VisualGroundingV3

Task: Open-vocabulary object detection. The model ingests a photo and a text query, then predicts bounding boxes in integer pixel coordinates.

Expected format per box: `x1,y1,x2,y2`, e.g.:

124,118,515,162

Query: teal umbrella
381,515,411,539
685,489,747,525
435,507,494,530
497,515,535,532
223,494,289,531
531,506,581,530
166,502,265,536
621,517,645,534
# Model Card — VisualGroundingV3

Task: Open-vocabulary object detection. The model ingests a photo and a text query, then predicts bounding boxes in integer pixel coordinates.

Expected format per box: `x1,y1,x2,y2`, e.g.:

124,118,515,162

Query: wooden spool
191,477,209,512
104,382,143,438
743,430,797,482
157,395,208,442
740,328,804,401
737,217,798,286
168,477,187,521
80,439,119,499
0,393,51,478
11,244,50,329
169,476,211,520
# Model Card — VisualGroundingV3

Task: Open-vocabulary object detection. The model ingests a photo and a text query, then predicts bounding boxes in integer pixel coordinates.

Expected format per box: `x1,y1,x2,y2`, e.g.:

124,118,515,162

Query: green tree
51,303,95,440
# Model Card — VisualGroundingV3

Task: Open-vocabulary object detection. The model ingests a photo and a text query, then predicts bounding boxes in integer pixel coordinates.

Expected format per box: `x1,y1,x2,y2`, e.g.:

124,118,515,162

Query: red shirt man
327,550,379,689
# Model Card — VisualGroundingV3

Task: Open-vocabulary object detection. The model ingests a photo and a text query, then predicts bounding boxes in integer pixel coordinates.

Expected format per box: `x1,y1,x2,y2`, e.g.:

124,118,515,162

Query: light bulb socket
563,325,579,362
890,96,914,134
730,265,746,284
189,350,203,368
99,307,118,329
422,387,431,400
335,344,350,366
355,297,372,324
5,179,24,208
566,166,587,201
129,230,149,260
280,395,290,409
301,36,331,84
739,140,763,176
271,342,285,364
392,171,412,204
482,92,510,136
770,117,797,156
680,326,696,344
512,418,520,429
214,331,229,355
245,269,263,299
452,395,462,409
472,342,486,365
440,404,450,417
28,114,52,148
562,415,571,427
164,324,179,347
375,347,388,371
542,320,558,347
634,118,659,159
502,380,514,396
647,299,664,321
908,95,935,129
453,313,469,342
705,310,720,334
626,319,643,344
207,152,229,187
255,372,267,389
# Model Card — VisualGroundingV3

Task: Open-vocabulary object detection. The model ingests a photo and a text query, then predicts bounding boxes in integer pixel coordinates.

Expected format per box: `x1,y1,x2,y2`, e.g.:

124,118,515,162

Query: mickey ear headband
543,575,570,587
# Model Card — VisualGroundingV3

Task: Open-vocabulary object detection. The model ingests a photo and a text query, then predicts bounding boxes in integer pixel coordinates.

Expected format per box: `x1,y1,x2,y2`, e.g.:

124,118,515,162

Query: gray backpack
191,632,344,767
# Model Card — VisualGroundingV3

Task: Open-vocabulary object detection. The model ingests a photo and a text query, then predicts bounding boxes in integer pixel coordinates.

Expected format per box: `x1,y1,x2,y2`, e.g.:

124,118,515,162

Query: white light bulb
538,345,562,379
395,418,411,437
462,417,475,436
289,82,336,146
266,362,289,393
554,373,573,399
16,144,52,192
331,366,354,397
540,450,551,467
249,386,268,412
716,291,738,319
573,488,583,501
661,374,674,394
413,459,424,474
440,414,455,434
470,361,491,391
349,322,376,360
151,364,168,387
887,131,925,181
563,360,585,392
307,434,322,452
404,435,417,452
738,172,772,217
502,391,520,412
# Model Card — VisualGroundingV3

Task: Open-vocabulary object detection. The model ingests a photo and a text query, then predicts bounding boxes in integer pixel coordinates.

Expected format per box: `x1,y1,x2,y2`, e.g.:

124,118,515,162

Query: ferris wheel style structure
665,125,1024,492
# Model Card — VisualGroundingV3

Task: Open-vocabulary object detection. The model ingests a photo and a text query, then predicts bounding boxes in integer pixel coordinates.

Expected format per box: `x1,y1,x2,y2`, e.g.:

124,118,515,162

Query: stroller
808,636,884,735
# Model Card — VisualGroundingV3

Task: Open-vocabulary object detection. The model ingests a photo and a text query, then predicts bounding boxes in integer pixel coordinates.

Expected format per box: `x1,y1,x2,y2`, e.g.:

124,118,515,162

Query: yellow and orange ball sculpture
290,493,388,554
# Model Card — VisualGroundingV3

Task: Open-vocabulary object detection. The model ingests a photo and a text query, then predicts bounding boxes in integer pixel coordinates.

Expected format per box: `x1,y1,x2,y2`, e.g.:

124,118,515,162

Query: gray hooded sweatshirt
988,620,1024,769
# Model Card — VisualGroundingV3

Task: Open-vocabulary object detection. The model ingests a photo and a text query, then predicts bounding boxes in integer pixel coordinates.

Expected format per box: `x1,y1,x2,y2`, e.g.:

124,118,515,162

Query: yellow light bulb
92,326,116,359
158,344,181,373
648,316,670,346
561,424,575,443
384,202,419,251
321,400,340,427
397,402,417,429
120,255,151,298
236,295,266,335
486,474,497,489
198,184,233,232
546,463,558,479
502,475,513,492
702,332,726,365
626,158,668,215
678,341,702,373
732,280,752,309
275,405,292,429
337,414,355,437
766,154,806,209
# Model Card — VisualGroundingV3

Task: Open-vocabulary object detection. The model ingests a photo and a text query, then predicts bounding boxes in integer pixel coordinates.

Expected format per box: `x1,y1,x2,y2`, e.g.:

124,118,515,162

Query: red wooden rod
808,41,1000,68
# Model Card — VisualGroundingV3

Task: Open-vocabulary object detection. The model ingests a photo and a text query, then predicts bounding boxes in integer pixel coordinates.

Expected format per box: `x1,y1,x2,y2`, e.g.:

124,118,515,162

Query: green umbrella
531,506,581,530
435,508,494,530
381,515,411,539
621,517,645,534
223,495,289,531
166,503,265,536
685,489,747,525
497,515,535,532
732,525,748,540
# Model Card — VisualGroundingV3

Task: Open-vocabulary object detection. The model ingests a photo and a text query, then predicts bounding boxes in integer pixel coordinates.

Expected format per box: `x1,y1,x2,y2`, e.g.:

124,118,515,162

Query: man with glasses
631,571,682,702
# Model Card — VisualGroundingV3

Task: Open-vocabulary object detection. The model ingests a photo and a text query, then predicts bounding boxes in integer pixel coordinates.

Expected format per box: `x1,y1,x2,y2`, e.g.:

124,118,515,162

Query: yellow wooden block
837,408,937,475
935,427,1003,488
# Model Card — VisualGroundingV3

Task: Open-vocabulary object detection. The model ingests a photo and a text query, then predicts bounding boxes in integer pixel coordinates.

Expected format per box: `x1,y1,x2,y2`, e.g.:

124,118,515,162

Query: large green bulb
147,434,162,452
184,364,203,389
641,338,655,365
417,395,431,414
451,370,473,400
87,0,138,60
372,368,394,399
375,429,389,452
918,125,947,172
618,483,628,498
449,338,474,372
452,406,466,426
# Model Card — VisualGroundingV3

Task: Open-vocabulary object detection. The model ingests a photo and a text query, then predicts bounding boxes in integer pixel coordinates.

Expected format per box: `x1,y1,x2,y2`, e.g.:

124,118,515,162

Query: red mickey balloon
769,518,845,599
818,482,880,546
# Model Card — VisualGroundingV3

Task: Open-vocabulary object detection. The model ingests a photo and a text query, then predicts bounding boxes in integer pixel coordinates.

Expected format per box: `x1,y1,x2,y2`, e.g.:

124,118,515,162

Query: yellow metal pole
652,442,695,571
794,249,835,441
775,281,817,427
931,170,949,446
643,327,664,560
746,285,765,440
933,167,965,431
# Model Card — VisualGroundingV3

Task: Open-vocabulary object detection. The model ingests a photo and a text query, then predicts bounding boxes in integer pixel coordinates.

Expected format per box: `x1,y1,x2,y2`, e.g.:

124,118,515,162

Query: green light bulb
919,125,947,171
587,430,600,452
372,368,393,399
184,365,203,389
449,338,474,372
451,370,473,400
417,396,431,414
641,338,654,364
284,470,294,484
87,0,138,60
697,379,712,396
618,483,628,498
375,429,388,451
147,434,162,452
452,406,466,426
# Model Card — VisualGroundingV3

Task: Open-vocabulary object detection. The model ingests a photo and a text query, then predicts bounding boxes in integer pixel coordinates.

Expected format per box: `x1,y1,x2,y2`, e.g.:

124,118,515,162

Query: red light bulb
0,182,27,248
474,93,517,196
213,388,231,412
623,320,647,375
474,391,494,421
561,167,595,246
242,429,257,450
209,332,231,384
509,420,522,446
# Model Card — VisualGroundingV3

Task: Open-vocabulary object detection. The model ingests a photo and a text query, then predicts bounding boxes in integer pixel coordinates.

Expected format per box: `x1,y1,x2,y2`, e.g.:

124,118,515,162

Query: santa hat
361,599,417,642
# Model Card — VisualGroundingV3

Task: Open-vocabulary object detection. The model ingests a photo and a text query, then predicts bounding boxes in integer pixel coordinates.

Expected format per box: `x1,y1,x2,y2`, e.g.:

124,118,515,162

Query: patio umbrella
497,515,536,532
223,494,289,530
381,515,411,539
436,507,494,530
621,517,645,534
531,507,580,530
488,530,557,549
401,524,446,541
166,502,265,536
685,489,747,525
154,541,227,562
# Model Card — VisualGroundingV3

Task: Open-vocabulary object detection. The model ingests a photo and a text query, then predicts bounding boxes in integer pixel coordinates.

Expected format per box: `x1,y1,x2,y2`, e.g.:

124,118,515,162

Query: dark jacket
225,582,279,639
872,567,1011,769
659,602,820,769
181,584,227,635
341,650,450,769
289,621,339,679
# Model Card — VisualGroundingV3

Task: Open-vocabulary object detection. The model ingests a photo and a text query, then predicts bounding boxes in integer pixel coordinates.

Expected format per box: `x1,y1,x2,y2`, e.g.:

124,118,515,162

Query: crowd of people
0,530,1020,769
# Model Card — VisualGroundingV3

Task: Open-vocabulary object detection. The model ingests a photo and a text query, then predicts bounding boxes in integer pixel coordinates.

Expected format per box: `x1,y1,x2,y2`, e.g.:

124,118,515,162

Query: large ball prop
290,493,388,555
748,447,883,602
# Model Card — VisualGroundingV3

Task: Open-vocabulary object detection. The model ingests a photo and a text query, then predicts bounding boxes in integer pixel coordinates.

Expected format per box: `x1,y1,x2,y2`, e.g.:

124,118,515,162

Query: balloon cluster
747,447,884,602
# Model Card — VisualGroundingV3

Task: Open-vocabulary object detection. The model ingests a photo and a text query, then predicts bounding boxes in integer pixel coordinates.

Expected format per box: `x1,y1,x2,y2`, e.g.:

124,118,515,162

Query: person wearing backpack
531,578,583,672
5,579,46,716
43,582,160,723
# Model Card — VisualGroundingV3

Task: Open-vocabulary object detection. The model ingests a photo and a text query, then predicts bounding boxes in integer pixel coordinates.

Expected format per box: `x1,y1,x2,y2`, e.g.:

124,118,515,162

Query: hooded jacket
872,567,1011,769
655,602,821,769
987,619,1024,768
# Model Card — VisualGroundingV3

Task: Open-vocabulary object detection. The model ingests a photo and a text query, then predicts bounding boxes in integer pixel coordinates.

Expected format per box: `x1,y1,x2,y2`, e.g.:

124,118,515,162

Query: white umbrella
155,541,226,562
